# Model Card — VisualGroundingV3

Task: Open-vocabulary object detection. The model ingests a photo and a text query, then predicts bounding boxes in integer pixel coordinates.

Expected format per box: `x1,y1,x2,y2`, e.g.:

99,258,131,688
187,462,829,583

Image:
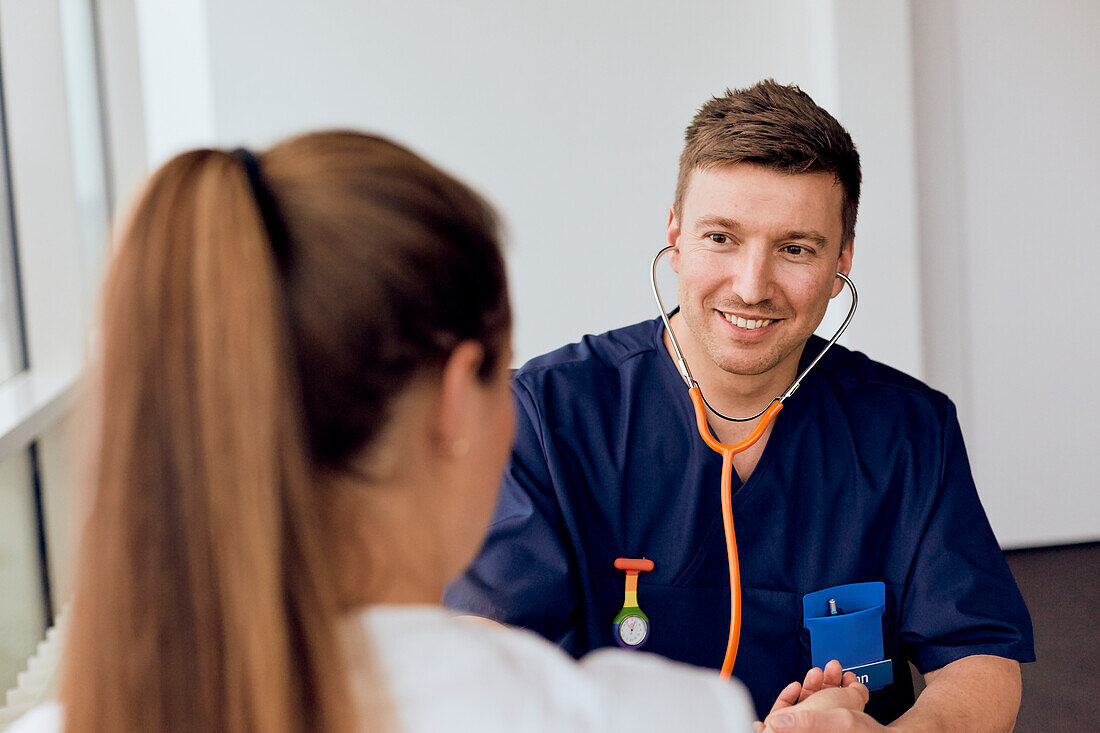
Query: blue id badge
803,581,893,691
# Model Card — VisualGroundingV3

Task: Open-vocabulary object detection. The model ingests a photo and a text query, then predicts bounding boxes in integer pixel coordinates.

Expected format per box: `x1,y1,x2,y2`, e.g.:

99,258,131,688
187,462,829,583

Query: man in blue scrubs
445,80,1033,729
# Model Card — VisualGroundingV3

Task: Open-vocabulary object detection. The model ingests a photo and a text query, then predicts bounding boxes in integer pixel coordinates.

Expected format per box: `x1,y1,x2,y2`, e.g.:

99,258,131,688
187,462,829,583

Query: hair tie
232,147,290,268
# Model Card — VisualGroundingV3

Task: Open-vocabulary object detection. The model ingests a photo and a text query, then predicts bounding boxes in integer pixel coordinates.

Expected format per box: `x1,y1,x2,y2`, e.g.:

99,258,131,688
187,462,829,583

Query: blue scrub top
444,317,1034,722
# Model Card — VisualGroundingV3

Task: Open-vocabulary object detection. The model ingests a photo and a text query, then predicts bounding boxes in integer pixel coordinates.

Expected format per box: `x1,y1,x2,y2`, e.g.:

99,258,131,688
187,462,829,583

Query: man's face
668,163,853,378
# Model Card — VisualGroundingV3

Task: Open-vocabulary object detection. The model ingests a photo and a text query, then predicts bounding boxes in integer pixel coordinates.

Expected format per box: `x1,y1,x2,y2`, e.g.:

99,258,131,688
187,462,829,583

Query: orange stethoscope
650,245,858,679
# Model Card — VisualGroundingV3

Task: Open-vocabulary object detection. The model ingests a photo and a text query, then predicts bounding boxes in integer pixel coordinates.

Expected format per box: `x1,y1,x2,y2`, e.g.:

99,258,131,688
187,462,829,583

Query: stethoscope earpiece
650,245,858,419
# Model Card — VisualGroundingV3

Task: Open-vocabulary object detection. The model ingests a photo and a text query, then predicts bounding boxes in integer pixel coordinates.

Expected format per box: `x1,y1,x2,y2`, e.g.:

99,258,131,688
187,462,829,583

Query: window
0,0,131,700
0,251,23,386
0,97,24,386
60,0,112,321
0,450,46,694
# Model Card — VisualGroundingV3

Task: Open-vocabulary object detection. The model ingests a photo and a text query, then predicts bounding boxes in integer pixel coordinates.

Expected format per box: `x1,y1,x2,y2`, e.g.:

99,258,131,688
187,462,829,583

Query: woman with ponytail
8,132,862,732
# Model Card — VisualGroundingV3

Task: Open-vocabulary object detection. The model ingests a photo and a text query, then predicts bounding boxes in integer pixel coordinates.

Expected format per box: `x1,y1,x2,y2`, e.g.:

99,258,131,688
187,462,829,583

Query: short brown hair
674,79,861,244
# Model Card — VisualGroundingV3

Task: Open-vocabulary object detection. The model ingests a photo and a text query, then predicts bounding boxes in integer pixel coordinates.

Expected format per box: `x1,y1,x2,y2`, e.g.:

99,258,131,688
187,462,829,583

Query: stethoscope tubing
650,244,858,678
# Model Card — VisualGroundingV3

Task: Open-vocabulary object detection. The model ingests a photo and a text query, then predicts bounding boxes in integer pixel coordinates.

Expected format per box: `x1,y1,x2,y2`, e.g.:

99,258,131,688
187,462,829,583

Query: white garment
2,706,58,733
6,605,755,732
350,605,756,731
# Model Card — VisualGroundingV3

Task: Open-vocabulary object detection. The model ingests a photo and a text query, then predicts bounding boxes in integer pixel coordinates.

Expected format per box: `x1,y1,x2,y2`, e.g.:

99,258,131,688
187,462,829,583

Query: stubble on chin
681,305,778,377
705,340,785,377
690,307,816,379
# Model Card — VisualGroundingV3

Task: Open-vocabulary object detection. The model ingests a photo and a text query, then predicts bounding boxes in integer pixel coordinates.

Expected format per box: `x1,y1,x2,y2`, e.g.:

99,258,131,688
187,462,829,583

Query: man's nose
730,247,774,305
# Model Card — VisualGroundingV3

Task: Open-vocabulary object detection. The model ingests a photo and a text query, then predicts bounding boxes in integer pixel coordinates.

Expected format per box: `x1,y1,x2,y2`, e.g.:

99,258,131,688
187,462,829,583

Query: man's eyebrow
693,215,742,231
782,230,829,246
693,216,831,247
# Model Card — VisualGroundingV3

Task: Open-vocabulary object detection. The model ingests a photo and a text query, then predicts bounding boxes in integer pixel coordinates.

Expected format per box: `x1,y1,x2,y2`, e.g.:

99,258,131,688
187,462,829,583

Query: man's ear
435,341,485,453
667,207,682,273
832,239,855,298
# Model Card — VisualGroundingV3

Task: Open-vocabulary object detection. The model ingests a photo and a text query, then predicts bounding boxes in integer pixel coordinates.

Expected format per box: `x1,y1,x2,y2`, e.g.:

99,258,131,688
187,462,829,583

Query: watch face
616,614,648,647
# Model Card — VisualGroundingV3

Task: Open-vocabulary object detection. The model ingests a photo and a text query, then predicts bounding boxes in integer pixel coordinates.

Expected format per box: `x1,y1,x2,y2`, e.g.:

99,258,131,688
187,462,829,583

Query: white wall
133,0,215,169
134,0,924,379
98,0,151,211
825,0,923,378
132,0,1098,548
913,0,1100,547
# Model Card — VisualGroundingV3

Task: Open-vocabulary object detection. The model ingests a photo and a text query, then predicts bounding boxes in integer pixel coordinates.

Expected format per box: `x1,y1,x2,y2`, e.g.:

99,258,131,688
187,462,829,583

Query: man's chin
712,354,783,377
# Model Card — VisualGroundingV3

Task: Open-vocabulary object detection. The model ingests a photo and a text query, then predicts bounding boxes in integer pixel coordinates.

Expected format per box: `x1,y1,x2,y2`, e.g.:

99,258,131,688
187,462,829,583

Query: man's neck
663,312,804,429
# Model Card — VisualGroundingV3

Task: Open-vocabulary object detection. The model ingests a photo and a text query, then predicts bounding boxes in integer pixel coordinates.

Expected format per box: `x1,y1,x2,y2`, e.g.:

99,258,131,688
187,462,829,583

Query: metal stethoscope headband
649,244,858,679
650,244,858,421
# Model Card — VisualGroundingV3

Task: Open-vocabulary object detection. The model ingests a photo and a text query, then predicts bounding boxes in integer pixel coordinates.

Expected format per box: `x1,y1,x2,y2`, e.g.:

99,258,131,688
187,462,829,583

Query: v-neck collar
649,315,813,507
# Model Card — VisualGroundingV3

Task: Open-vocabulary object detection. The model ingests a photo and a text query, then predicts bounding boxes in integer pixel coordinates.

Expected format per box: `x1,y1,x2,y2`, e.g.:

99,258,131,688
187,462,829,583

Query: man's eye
783,244,806,256
708,233,729,244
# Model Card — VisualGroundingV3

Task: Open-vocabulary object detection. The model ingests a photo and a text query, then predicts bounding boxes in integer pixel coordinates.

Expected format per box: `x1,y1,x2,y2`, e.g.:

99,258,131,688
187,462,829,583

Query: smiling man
444,80,1034,730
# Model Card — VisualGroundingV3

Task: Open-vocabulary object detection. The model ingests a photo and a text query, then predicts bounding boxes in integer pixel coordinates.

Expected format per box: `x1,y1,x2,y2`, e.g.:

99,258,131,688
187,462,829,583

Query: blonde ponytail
62,130,510,733
62,150,353,733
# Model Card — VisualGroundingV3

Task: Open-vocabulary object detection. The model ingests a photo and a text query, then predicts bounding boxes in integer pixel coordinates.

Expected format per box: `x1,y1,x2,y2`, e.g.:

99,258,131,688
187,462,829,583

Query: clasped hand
753,659,885,733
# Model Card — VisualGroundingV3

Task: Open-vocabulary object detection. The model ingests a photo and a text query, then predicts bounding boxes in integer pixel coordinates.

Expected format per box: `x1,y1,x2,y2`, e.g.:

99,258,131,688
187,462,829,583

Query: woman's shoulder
356,605,755,731
578,646,757,729
4,702,61,733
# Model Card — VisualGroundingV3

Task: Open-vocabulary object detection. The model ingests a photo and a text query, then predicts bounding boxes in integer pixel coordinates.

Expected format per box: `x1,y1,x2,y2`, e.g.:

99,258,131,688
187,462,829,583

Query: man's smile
716,308,783,335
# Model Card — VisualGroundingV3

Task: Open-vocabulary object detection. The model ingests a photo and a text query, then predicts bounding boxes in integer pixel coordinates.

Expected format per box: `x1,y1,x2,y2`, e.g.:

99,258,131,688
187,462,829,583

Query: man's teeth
722,313,773,330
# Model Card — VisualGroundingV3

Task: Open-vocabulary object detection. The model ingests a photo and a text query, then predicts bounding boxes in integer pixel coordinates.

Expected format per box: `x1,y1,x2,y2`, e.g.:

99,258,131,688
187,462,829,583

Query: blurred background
0,0,1096,727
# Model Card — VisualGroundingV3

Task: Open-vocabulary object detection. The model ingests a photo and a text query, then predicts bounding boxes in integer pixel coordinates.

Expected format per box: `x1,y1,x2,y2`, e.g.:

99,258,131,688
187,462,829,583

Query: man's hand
760,682,876,732
752,654,1021,732
793,659,846,703
761,684,877,732
454,615,505,628
753,660,875,732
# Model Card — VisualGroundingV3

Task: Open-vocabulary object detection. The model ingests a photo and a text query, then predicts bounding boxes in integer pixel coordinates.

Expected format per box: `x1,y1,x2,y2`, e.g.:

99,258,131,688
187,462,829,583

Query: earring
449,438,470,458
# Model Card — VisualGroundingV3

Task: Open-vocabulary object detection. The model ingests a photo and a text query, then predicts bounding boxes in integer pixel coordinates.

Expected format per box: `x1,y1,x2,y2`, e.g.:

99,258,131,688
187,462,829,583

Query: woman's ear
434,341,486,456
